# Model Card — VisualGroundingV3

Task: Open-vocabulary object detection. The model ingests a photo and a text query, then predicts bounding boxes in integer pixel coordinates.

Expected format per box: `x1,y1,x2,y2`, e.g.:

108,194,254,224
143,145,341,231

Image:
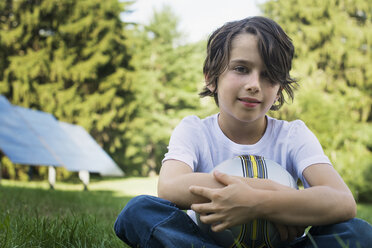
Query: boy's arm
158,159,297,209
263,163,356,225
190,163,356,232
157,159,223,209
158,159,311,241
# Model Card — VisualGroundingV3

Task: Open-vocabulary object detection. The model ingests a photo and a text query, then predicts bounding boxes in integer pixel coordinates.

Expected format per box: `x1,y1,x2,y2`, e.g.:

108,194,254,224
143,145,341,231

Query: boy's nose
244,71,260,94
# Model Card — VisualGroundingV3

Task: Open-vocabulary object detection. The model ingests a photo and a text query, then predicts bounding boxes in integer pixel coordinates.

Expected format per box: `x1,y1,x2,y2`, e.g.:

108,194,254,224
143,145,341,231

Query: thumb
213,170,236,186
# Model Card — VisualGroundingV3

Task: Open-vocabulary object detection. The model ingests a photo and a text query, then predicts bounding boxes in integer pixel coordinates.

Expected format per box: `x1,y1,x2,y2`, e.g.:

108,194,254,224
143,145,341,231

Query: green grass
0,177,158,248
357,203,372,224
1,178,372,247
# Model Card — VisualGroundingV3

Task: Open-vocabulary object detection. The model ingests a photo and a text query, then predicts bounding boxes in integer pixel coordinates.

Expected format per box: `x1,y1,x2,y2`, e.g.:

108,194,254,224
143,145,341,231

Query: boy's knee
114,195,154,230
347,218,372,244
114,195,177,243
114,195,151,240
122,195,156,213
309,218,372,247
334,218,372,247
336,218,372,234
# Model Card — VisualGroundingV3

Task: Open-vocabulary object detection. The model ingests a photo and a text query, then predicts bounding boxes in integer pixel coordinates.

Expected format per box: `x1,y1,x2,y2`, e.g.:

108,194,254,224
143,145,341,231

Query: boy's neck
217,114,267,145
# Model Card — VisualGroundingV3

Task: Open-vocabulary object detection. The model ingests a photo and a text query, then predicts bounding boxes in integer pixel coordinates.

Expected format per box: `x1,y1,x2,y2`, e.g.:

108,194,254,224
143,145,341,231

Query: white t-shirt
163,113,331,188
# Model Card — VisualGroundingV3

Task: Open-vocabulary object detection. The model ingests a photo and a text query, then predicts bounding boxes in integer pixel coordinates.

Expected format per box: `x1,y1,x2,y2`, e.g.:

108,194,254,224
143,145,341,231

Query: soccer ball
196,155,298,248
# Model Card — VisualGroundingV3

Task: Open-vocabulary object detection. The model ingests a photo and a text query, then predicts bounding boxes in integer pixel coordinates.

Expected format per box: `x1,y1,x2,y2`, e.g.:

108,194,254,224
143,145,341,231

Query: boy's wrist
243,178,287,191
254,189,273,219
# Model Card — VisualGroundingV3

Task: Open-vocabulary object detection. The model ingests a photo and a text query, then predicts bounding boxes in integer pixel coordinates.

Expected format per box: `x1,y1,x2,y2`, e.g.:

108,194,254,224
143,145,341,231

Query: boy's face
208,33,280,129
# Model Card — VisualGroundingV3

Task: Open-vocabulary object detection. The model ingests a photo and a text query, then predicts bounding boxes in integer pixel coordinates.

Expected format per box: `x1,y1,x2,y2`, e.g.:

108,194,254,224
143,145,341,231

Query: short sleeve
162,116,202,171
289,120,331,187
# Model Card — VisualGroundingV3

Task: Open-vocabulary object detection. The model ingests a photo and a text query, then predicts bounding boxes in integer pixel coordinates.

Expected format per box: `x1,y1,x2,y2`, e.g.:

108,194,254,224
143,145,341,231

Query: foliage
263,0,372,201
123,5,206,176
1,0,372,202
0,0,134,178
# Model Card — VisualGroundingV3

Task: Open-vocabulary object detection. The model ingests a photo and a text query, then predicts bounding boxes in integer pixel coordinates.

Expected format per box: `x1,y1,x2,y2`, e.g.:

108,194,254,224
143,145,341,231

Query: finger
191,202,215,214
274,223,288,241
189,185,214,199
199,212,224,225
213,170,237,186
211,220,230,232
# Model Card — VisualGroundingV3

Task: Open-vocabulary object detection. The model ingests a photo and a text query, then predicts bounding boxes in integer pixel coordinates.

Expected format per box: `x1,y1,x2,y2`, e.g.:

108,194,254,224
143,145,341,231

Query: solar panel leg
28,166,34,181
79,170,90,191
48,166,56,190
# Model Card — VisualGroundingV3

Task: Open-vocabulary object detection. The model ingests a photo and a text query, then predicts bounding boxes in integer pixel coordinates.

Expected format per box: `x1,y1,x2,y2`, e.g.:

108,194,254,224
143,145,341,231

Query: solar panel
0,96,60,166
0,95,124,176
14,106,97,172
59,121,124,176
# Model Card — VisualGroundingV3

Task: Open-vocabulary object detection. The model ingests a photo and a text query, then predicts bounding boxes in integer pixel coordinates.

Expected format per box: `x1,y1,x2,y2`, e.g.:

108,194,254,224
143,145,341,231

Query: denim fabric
114,195,372,248
114,195,221,248
285,218,372,248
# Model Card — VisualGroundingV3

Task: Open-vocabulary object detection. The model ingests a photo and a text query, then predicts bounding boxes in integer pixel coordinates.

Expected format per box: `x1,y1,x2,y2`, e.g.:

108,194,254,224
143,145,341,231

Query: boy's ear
205,75,216,92
275,87,282,101
206,83,216,92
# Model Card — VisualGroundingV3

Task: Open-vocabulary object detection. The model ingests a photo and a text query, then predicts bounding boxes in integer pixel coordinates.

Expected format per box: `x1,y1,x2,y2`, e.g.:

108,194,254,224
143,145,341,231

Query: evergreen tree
263,0,372,201
0,0,134,178
124,6,206,176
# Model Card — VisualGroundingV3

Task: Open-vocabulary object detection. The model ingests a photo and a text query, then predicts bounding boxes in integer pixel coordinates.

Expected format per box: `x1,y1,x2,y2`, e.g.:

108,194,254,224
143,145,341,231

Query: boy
114,16,372,247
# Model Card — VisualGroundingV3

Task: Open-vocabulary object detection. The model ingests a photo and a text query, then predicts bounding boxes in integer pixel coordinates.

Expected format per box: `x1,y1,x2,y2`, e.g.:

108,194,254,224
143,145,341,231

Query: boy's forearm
158,172,224,209
159,174,295,209
159,167,356,227
158,174,293,209
257,185,356,226
241,177,296,191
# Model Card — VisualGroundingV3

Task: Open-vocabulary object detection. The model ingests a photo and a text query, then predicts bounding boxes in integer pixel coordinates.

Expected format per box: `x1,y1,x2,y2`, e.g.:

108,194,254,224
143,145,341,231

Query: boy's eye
233,66,248,73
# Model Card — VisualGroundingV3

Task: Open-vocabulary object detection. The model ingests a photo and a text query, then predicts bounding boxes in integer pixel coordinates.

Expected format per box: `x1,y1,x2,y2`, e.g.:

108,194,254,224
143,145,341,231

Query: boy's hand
189,170,260,232
190,170,306,242
274,223,306,242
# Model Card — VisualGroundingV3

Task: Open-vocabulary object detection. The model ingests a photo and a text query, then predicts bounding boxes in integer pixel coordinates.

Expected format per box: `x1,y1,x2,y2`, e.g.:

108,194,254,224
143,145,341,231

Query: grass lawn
1,177,372,247
0,177,157,248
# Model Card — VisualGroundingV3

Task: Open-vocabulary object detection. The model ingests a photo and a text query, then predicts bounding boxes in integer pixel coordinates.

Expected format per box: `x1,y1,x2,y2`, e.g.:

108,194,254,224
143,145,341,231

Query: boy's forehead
231,33,258,48
230,34,259,57
229,33,266,69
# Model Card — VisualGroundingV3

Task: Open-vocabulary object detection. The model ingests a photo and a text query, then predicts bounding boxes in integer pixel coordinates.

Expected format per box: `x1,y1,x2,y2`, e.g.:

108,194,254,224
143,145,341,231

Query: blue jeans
114,195,372,248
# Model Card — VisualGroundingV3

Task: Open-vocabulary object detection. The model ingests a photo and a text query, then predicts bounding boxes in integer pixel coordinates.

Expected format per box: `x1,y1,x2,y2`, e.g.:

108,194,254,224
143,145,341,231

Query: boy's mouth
238,97,261,103
238,97,261,108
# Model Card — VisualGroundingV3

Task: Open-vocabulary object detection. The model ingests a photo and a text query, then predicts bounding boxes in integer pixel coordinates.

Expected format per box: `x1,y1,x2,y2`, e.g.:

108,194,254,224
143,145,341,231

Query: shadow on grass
0,185,134,248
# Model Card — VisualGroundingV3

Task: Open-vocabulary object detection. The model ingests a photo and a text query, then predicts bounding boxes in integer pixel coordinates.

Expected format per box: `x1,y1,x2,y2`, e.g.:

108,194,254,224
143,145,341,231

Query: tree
0,0,134,178
263,0,372,201
123,5,206,176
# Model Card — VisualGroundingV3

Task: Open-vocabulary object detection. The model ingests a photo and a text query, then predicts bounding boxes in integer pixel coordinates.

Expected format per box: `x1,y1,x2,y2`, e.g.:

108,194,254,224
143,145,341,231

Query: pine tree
124,6,206,176
263,0,372,201
0,0,134,178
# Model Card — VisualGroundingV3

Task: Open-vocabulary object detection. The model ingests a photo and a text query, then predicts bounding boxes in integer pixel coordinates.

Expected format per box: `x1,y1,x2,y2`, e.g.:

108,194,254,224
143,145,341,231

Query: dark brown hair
200,16,297,110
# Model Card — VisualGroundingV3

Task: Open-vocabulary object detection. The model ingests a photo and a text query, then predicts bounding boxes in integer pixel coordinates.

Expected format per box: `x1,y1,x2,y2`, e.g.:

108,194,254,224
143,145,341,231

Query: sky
121,0,262,43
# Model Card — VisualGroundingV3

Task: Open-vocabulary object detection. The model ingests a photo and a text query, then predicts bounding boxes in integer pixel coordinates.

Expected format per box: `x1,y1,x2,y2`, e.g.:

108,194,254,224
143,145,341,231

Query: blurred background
0,0,371,202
